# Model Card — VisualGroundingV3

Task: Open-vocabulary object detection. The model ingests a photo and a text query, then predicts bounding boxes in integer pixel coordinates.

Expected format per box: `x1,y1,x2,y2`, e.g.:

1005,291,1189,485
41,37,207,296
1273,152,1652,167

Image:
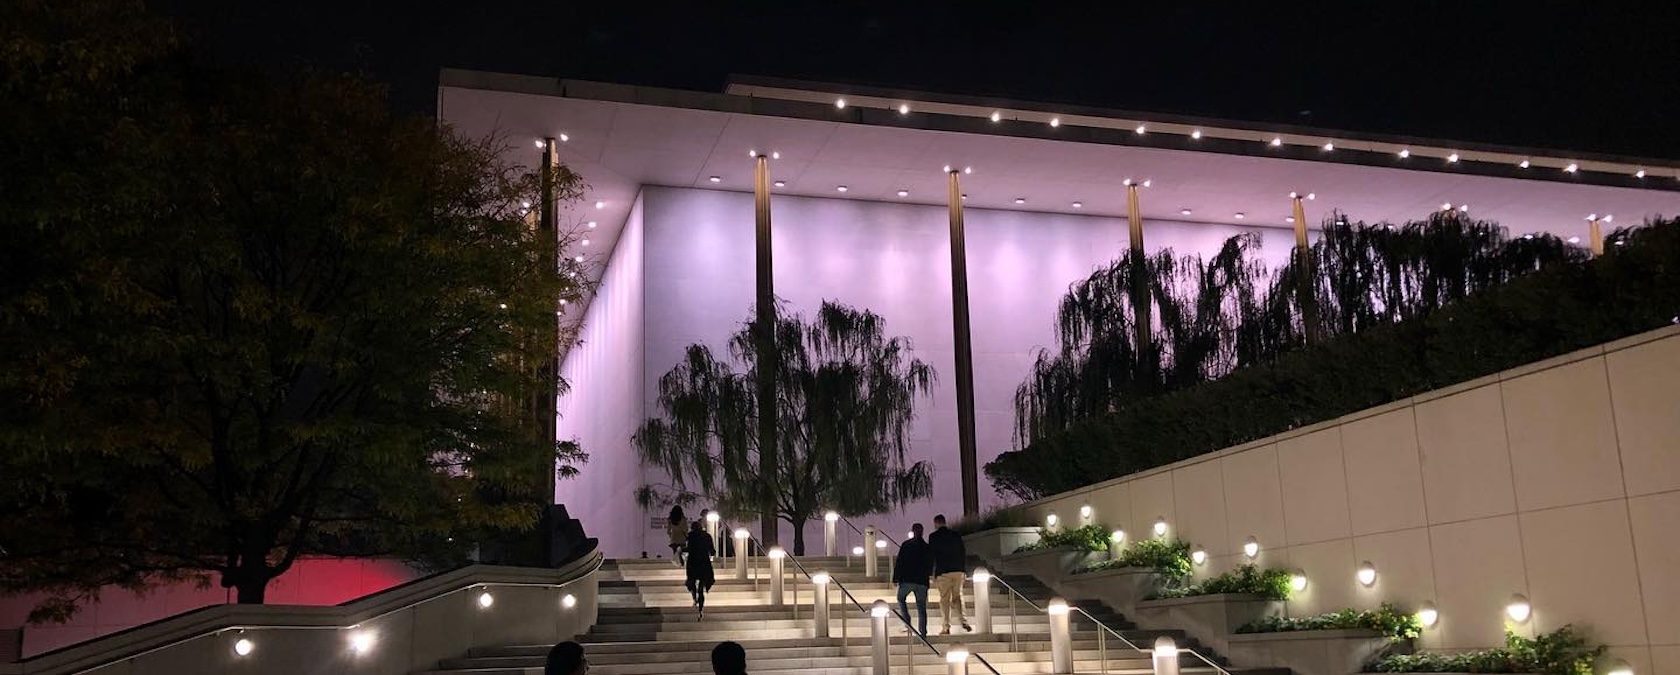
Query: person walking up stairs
928,515,973,634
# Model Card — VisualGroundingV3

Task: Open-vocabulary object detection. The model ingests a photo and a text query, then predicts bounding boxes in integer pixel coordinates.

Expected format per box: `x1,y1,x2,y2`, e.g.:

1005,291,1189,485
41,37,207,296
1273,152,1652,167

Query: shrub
1077,537,1192,584
1151,564,1291,600
1370,626,1605,675
950,504,1033,536
988,219,1680,501
1239,603,1420,640
1012,524,1110,553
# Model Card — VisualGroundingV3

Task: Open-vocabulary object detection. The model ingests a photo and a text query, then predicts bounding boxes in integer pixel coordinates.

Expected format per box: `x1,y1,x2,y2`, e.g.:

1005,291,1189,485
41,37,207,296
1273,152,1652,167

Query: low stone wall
1227,629,1401,675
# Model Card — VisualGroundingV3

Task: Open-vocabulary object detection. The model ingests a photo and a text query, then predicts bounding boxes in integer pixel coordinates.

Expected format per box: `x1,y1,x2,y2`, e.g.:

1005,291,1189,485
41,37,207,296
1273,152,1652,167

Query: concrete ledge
1134,593,1284,659
963,528,1041,567
1227,628,1399,675
1061,567,1165,617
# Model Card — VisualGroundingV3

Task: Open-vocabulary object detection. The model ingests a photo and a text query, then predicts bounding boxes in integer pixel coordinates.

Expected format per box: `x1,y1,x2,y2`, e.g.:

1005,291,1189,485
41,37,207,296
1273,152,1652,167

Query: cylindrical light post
768,547,786,606
946,647,970,675
864,526,878,579
972,568,992,635
812,572,831,637
1048,598,1072,675
824,512,839,557
1153,636,1180,675
870,600,891,675
733,528,750,581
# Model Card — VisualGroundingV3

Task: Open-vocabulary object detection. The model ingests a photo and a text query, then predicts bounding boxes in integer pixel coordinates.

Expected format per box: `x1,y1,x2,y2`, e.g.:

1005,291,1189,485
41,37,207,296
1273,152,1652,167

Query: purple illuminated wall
560,186,1300,556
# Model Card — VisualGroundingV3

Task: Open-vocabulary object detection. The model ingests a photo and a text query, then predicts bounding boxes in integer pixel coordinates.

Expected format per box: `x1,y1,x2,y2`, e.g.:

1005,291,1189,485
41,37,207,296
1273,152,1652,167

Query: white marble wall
1019,326,1680,673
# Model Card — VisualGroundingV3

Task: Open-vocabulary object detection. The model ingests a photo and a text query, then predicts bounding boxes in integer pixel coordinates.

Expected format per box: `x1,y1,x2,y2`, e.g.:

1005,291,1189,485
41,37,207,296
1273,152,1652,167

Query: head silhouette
711,641,747,675
934,515,947,527
545,641,586,675
911,522,924,539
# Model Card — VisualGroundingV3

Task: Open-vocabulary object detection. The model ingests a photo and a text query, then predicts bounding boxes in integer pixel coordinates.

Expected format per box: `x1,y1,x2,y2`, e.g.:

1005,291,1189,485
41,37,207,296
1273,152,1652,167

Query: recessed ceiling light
1447,153,1460,163
1286,216,1296,223
559,133,569,143
1180,208,1193,216
1398,149,1410,158
773,180,786,188
1568,236,1581,243
1523,234,1535,240
1442,202,1454,210
897,189,909,197
961,194,968,200
898,103,910,115
1519,160,1531,169
1071,201,1083,208
963,166,973,174
581,239,591,246
1322,142,1335,151
534,139,546,148
1135,124,1147,134
1635,169,1646,178
586,221,597,229
1564,163,1579,173
835,98,847,109
1015,198,1026,204
990,111,1002,122
708,176,721,183
942,164,952,173
594,201,605,209
771,151,780,159
1234,212,1246,219
1190,130,1203,139
1270,137,1283,147
573,255,583,262
1143,179,1152,188
1049,117,1061,128
836,185,848,193
749,149,758,157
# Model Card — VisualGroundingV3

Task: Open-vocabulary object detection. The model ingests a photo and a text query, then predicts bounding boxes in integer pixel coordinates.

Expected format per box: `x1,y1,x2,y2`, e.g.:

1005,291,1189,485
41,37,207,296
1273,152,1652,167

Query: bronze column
754,154,779,547
1291,193,1319,344
948,170,979,517
1588,216,1607,256
1126,182,1152,355
538,138,561,477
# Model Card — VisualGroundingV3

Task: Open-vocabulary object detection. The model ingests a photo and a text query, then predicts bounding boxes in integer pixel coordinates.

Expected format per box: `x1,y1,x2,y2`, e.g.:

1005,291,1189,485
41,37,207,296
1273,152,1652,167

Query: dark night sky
154,1,1680,160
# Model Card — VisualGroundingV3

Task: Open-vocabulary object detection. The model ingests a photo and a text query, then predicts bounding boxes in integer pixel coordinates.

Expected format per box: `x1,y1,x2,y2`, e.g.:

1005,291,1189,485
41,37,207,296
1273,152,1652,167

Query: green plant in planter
1150,564,1291,600
1076,537,1192,584
1012,524,1110,553
950,504,1032,536
1238,603,1420,640
1370,626,1605,675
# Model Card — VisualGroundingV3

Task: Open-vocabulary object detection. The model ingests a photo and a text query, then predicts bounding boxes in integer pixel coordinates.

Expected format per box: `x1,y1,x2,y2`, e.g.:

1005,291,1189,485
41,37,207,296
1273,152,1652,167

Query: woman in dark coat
683,520,716,617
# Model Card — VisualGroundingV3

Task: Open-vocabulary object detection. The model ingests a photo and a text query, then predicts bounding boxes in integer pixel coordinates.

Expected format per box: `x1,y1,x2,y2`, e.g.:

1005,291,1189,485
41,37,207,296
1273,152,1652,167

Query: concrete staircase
419,556,1269,675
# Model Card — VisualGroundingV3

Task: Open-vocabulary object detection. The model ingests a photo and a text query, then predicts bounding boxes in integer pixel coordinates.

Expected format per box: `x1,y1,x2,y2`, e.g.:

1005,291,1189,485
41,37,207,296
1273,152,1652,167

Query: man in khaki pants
927,514,972,634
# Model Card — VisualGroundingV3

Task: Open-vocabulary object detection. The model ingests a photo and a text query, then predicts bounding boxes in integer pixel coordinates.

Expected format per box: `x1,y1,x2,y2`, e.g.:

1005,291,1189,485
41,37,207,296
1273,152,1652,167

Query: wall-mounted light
233,637,255,657
562,594,577,609
1417,601,1438,627
478,590,495,608
1153,518,1168,536
1135,124,1147,135
348,629,375,655
1506,594,1531,623
1243,537,1260,559
1519,160,1531,169
1079,505,1093,519
1635,170,1646,179
1355,562,1378,587
1290,570,1308,592
1322,142,1335,151
1607,660,1633,675
1110,530,1126,543
990,111,1002,123
1191,549,1208,566
1045,514,1060,527
1270,137,1283,147
1050,117,1061,128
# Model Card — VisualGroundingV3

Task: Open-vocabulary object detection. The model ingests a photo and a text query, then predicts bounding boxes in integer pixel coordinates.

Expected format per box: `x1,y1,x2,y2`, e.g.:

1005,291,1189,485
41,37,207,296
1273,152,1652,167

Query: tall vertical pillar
1291,193,1319,344
536,138,561,494
1126,181,1152,356
1588,216,1607,256
947,170,980,518
753,154,780,547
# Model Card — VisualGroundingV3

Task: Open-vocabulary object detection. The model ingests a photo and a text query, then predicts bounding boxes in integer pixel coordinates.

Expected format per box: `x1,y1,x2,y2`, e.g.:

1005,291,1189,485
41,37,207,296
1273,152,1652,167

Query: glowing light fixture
1015,197,1027,205
1607,660,1633,675
835,98,846,109
1154,636,1177,657
1234,212,1245,220
1191,549,1207,565
812,572,831,585
1110,529,1126,543
478,590,495,608
1079,505,1093,519
898,103,910,115
824,511,839,522
1270,137,1283,147
943,164,953,173
1191,130,1203,139
771,151,780,159
773,180,786,188
1568,236,1581,244
708,176,721,183
1519,160,1531,168
1398,149,1410,158
897,189,910,197
1506,594,1531,623
1047,599,1070,615
1323,142,1335,151
1045,514,1060,527
768,547,786,559
875,539,887,549
1243,537,1260,559
1290,571,1308,592
1050,117,1061,128
836,185,848,192
1357,561,1377,587
534,139,546,149
1143,179,1153,188
562,594,577,609
1180,208,1193,216
1417,601,1439,627
1447,153,1460,163
852,545,864,556
1135,124,1147,134
963,166,973,174
1153,518,1168,536
573,255,583,263
871,602,890,618
735,528,750,540
586,221,597,229
1564,163,1579,173
581,239,590,247
947,648,970,664
973,568,991,584
1286,216,1296,223
990,111,1002,122
1635,169,1646,178
594,201,605,209
705,512,720,523
349,630,375,655
1071,201,1083,209
558,133,569,143
234,638,255,657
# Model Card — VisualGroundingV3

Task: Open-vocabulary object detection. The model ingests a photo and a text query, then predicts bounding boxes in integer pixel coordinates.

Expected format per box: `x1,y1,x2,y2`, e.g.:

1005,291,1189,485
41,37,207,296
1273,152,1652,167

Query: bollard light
825,511,839,522
971,568,993,634
1357,561,1378,587
824,511,839,556
706,512,720,523
1154,636,1177,657
947,646,971,675
768,547,786,559
1417,601,1438,628
1048,599,1072,674
1111,529,1126,543
561,594,577,609
768,546,787,606
1506,594,1531,623
233,637,255,657
812,571,832,637
870,599,891,675
1153,636,1180,675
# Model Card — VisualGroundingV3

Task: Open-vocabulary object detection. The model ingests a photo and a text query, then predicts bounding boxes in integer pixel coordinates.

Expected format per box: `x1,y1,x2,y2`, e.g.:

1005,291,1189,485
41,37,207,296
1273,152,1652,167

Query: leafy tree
0,0,587,616
635,301,935,555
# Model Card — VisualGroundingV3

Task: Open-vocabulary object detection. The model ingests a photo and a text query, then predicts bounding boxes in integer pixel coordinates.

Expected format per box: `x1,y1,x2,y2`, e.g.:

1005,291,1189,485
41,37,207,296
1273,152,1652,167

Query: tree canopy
635,300,935,554
0,0,586,617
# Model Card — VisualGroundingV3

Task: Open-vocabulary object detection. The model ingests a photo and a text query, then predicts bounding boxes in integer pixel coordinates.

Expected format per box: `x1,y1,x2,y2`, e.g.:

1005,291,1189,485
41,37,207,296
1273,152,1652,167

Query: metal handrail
996,571,1232,675
1070,606,1146,654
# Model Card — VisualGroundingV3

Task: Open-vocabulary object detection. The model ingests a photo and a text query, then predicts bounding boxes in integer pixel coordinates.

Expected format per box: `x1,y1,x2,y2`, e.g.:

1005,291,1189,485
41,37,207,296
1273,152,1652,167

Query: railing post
972,568,992,635
768,547,786,606
864,526,878,579
1153,636,1180,675
946,646,970,675
812,572,831,637
824,512,839,556
734,529,750,581
870,600,891,675
1049,598,1072,675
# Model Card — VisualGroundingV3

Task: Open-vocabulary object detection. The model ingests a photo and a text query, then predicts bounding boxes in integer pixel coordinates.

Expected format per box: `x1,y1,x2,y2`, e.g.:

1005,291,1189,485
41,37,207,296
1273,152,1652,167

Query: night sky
154,1,1680,160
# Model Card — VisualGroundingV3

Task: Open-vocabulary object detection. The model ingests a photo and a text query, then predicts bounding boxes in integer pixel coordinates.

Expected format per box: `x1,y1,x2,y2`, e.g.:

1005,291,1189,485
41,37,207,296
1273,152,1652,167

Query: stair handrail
836,514,900,548
719,521,1003,675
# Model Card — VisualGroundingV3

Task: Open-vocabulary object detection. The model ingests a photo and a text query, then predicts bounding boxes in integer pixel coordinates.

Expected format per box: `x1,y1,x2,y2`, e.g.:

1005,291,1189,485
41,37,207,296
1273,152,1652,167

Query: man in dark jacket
892,522,935,635
927,514,972,634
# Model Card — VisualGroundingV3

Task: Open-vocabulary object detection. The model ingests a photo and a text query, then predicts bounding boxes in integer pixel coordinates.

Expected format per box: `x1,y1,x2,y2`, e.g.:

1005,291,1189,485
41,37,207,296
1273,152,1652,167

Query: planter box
999,546,1104,591
1133,593,1284,656
962,527,1041,567
1228,628,1404,675
1060,566,1166,617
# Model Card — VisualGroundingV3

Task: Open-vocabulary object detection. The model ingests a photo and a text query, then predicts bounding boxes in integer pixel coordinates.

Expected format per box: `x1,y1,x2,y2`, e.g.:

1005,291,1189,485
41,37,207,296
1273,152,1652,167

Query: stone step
473,634,1187,658
441,649,1166,673
423,659,1221,675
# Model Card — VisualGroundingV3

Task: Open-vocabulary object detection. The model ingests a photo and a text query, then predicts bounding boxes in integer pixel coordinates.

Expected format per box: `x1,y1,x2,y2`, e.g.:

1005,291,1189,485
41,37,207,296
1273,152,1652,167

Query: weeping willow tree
1015,212,1585,448
635,300,935,554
